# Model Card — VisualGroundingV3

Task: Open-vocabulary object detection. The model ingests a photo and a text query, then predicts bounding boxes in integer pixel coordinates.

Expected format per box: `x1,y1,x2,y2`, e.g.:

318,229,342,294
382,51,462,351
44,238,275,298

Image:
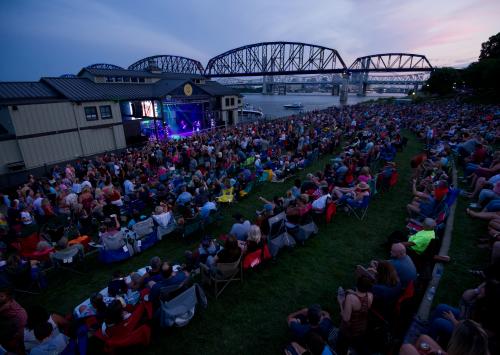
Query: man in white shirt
124,177,135,196
71,178,82,194
33,194,44,216
152,206,172,227
312,186,331,211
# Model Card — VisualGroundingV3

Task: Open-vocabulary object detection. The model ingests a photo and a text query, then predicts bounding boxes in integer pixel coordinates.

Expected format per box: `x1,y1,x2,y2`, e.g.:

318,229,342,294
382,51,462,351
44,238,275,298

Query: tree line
424,32,500,100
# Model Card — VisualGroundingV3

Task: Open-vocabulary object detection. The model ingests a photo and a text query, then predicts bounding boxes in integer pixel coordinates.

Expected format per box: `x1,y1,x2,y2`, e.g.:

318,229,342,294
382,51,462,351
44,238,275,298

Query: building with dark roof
0,62,241,174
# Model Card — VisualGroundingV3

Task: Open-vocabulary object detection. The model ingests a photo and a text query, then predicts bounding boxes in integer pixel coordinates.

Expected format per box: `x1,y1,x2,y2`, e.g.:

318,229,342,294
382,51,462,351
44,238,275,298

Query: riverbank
242,92,405,119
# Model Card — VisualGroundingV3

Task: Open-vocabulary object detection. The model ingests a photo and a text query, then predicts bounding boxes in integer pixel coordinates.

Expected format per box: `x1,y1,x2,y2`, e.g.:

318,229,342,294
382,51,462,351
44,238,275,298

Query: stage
121,99,223,143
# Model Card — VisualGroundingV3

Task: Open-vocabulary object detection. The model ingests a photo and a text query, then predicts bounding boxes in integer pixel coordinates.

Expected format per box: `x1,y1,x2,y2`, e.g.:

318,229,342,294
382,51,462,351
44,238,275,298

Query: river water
242,92,405,118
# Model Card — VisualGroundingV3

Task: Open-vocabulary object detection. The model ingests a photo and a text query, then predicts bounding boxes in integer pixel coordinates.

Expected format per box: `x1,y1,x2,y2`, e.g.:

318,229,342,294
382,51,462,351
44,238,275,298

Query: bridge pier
331,84,340,96
339,73,349,105
357,82,368,96
355,72,368,96
262,75,274,95
277,84,286,95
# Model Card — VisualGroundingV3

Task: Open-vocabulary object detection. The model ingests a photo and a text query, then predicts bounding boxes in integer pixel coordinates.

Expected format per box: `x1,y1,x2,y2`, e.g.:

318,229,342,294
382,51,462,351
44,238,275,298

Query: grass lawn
23,132,476,355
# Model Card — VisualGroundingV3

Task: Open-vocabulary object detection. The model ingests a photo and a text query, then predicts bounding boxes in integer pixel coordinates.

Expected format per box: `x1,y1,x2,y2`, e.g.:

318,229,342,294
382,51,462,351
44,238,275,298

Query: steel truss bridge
84,41,434,99
204,42,347,77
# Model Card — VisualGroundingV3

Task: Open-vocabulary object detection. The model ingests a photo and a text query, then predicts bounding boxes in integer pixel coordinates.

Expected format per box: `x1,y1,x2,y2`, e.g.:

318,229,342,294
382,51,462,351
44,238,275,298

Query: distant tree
464,59,500,91
479,32,500,61
423,67,462,95
423,32,500,100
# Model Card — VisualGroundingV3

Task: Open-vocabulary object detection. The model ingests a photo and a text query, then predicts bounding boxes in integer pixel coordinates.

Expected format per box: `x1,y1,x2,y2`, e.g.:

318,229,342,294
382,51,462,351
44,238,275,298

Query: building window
225,98,230,106
84,107,98,121
131,77,138,83
139,78,145,83
230,98,235,106
100,105,113,119
106,77,114,83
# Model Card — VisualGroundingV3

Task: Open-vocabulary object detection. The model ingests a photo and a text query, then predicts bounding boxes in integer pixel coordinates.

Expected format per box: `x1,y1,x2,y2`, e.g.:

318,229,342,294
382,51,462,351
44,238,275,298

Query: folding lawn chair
132,217,158,253
51,245,85,274
200,255,242,299
239,181,254,198
159,283,207,327
98,230,135,264
182,215,204,238
242,243,272,270
216,187,234,204
267,212,296,258
346,195,370,220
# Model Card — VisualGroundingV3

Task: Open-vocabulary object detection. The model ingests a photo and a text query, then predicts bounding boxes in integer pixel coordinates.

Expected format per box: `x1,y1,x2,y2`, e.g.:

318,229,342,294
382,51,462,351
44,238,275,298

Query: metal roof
42,77,158,101
79,68,157,78
199,81,241,96
0,76,239,104
78,67,206,80
152,79,188,97
0,82,61,101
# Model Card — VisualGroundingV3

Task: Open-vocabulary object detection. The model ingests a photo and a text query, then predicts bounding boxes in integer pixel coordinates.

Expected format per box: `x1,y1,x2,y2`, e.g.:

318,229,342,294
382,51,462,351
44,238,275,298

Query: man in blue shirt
176,186,193,206
388,243,417,287
123,177,135,196
229,214,251,241
200,201,217,219
148,262,189,307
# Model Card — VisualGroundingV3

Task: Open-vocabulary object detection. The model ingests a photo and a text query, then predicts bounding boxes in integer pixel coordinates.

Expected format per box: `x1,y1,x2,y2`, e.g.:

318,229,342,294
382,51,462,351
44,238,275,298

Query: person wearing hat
332,182,370,208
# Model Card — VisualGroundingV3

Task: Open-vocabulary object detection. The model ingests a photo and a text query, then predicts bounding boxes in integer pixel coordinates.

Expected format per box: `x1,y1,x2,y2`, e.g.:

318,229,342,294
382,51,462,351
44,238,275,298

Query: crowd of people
286,100,500,355
0,99,498,354
396,101,499,355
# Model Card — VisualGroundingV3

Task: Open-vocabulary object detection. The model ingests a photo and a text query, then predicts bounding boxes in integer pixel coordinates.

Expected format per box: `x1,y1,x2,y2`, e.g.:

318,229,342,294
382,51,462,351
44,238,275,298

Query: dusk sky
1,0,499,81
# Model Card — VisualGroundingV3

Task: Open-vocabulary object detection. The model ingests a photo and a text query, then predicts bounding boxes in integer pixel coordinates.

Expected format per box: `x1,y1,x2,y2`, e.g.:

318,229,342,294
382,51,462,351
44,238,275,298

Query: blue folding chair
346,195,370,220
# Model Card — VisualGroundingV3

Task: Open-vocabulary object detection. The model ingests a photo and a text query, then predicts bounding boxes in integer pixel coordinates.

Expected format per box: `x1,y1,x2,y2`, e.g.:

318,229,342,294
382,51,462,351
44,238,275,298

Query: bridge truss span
128,55,205,75
86,63,125,70
349,53,433,73
216,72,428,85
365,73,429,84
205,42,348,77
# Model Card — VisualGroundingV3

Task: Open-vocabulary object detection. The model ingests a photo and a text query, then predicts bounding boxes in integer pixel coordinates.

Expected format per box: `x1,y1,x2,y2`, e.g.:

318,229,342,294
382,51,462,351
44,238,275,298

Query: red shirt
0,300,27,337
472,147,486,163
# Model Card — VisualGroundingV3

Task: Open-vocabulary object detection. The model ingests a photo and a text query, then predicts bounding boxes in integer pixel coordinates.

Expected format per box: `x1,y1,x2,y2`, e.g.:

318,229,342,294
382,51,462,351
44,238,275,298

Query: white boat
240,104,265,121
283,103,304,109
